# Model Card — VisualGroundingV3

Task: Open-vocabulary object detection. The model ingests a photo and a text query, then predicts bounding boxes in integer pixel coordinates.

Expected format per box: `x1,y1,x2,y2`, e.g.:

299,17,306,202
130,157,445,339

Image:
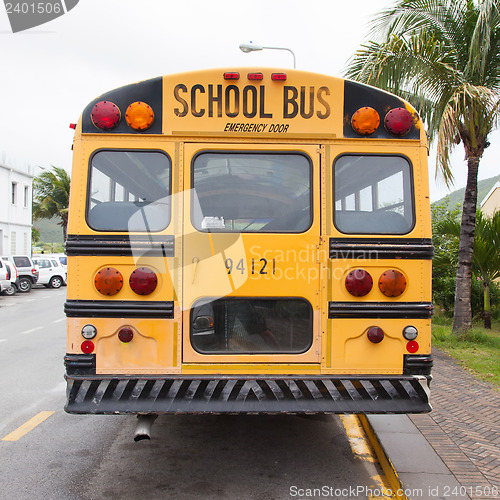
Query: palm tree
33,166,71,241
436,210,500,328
344,0,500,332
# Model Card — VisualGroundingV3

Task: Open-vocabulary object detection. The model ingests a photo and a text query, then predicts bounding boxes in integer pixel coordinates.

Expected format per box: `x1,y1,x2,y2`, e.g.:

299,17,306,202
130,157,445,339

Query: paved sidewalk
409,349,500,499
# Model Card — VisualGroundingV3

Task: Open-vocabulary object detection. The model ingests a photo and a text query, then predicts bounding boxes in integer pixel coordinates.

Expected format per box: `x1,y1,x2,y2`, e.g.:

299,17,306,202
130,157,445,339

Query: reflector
406,340,419,353
81,341,94,354
91,101,121,130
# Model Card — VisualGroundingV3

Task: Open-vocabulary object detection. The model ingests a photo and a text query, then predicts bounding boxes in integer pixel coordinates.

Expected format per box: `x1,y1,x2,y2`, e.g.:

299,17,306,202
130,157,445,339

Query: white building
0,163,34,256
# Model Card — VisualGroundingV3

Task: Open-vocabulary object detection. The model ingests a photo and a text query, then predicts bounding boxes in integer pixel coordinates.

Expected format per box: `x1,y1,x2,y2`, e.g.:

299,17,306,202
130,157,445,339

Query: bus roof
77,68,425,142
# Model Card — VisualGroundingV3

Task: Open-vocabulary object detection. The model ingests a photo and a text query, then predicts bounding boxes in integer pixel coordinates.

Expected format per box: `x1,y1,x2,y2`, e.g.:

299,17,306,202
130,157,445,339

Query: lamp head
239,42,263,53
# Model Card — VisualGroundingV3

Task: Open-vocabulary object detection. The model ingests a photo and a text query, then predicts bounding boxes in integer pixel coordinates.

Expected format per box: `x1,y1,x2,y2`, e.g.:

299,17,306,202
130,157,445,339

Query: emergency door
182,143,322,364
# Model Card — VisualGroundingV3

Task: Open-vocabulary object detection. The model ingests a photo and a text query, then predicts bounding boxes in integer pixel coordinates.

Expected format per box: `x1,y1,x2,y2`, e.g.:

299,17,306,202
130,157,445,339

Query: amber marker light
94,267,123,296
384,107,414,136
345,269,373,297
91,101,121,130
125,101,154,130
351,107,380,135
129,267,158,295
379,269,407,297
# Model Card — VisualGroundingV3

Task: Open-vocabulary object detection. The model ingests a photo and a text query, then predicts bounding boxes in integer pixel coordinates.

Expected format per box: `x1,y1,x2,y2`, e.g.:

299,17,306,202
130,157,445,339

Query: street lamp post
239,42,296,69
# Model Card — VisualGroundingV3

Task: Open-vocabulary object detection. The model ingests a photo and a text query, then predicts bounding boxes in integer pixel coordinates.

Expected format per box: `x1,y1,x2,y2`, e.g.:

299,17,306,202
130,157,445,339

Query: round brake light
384,107,413,136
125,101,154,130
379,270,406,297
118,327,134,343
129,267,158,295
94,267,123,296
351,107,380,135
91,101,121,130
345,269,373,297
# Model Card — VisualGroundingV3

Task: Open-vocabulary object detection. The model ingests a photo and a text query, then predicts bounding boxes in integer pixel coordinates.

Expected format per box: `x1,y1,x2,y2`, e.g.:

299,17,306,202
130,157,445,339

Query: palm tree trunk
483,281,491,329
452,157,479,333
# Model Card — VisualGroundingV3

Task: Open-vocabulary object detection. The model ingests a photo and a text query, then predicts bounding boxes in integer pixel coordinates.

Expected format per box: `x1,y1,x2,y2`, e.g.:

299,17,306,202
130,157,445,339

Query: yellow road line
358,415,407,500
340,414,394,500
2,411,55,442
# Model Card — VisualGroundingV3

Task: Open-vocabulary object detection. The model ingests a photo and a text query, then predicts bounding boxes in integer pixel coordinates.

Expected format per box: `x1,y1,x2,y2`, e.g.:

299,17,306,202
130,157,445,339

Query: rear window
191,298,313,354
87,150,172,232
192,152,312,233
333,155,414,234
13,256,30,268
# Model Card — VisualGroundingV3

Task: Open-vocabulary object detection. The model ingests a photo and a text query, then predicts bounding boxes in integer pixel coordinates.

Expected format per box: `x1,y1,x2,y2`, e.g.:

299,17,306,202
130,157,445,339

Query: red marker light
345,269,373,297
81,340,95,354
69,123,77,129
224,72,240,80
118,327,134,343
367,327,385,344
406,340,419,353
384,107,414,136
271,73,287,81
247,73,263,80
91,101,121,130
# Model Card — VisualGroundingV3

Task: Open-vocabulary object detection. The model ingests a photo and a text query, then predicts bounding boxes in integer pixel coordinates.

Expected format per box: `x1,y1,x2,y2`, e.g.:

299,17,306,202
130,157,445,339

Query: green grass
432,318,500,389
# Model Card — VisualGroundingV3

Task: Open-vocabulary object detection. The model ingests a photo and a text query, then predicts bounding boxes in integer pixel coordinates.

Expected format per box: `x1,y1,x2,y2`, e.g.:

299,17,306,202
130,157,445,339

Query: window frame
332,153,416,235
190,150,314,234
85,148,173,233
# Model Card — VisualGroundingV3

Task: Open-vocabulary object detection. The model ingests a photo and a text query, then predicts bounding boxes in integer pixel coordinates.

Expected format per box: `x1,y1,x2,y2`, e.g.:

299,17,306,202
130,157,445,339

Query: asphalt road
0,287,389,500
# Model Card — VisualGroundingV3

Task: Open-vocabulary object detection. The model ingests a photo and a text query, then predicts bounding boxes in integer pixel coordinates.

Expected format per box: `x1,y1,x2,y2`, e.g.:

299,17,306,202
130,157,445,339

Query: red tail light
345,269,373,297
129,267,158,295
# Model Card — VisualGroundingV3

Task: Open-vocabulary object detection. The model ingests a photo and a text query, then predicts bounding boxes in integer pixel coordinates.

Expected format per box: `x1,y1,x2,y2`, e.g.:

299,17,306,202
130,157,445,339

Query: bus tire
18,277,32,293
50,276,63,289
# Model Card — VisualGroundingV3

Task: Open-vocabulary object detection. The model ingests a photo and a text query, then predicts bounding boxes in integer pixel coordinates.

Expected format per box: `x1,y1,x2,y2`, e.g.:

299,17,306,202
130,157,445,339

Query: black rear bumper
64,374,431,415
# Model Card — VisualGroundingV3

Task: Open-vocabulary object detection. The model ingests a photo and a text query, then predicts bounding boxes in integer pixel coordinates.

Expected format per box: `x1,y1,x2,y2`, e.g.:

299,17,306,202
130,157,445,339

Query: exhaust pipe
134,414,158,442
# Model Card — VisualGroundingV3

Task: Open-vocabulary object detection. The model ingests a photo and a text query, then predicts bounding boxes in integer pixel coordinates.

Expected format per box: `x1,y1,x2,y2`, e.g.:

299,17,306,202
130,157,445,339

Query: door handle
192,257,199,284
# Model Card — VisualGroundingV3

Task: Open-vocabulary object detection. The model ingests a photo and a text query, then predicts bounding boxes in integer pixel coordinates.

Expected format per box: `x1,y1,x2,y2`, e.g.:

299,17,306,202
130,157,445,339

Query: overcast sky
0,0,498,202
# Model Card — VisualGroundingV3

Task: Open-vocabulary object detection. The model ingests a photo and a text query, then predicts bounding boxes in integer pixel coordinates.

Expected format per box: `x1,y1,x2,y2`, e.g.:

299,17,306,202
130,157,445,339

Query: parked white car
1,255,39,292
31,256,67,288
40,253,67,272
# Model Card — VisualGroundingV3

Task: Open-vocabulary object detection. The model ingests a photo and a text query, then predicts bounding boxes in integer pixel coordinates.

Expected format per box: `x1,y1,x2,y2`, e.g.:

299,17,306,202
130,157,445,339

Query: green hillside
433,174,500,211
33,217,64,243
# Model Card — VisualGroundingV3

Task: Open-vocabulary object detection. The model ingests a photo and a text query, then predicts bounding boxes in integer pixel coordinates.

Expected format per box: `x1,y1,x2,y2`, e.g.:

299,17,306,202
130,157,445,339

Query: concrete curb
361,414,469,500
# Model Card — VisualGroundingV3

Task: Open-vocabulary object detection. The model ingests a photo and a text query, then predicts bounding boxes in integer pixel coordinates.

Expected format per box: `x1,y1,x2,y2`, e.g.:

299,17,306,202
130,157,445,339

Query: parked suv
1,260,19,296
0,259,10,294
32,256,66,288
1,255,39,293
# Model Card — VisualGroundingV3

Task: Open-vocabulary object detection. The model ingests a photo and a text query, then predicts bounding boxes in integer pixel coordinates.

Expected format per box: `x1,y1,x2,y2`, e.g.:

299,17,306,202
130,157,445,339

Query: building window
24,233,28,254
10,231,16,254
11,182,17,205
24,186,29,208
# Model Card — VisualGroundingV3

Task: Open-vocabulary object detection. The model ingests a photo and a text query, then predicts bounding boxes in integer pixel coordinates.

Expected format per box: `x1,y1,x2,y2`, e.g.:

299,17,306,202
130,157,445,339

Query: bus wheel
18,278,32,293
50,276,63,289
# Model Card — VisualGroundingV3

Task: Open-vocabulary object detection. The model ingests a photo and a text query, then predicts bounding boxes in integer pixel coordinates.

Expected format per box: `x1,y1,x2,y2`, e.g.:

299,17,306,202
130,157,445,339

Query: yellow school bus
64,68,433,421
